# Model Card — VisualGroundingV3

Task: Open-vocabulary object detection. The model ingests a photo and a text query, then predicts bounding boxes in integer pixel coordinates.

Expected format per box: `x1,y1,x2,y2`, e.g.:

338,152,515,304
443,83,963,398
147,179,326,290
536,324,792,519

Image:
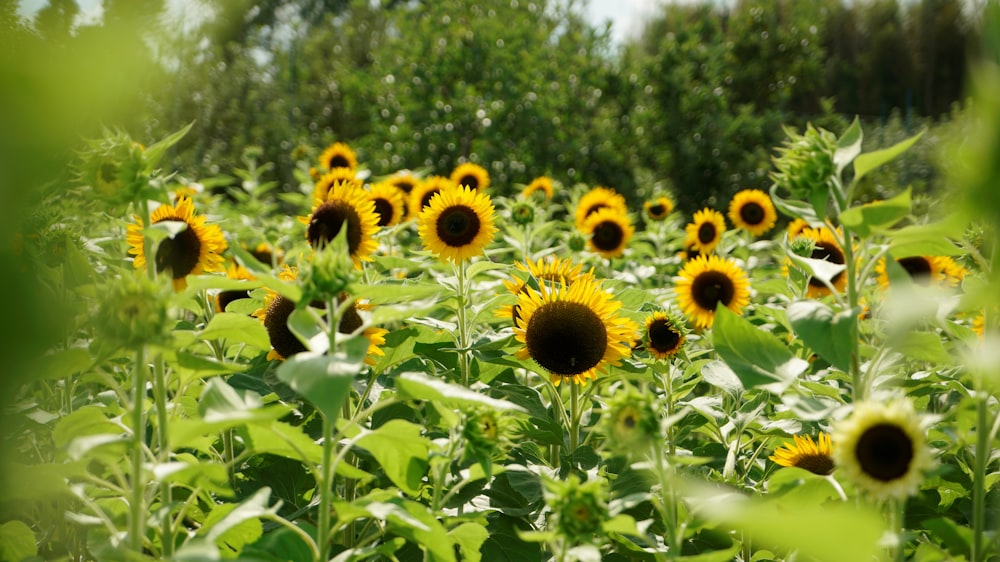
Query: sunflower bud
598,389,659,457
77,129,147,205
97,274,171,348
511,201,535,225
770,124,838,204
544,474,608,543
788,234,816,258
304,228,356,303
567,232,586,253
461,407,515,475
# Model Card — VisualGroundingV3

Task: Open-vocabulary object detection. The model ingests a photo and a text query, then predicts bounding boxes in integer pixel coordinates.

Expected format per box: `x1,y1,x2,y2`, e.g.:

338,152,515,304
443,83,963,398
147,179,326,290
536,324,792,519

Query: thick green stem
455,260,471,386
653,438,680,557
152,355,174,557
840,227,863,402
569,383,580,454
972,393,989,562
317,416,335,562
893,498,907,562
129,347,148,554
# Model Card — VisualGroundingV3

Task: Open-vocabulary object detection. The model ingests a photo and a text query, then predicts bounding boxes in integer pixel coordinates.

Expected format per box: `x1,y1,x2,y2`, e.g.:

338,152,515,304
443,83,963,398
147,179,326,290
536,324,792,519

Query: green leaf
31,348,92,381
922,517,972,559
52,405,123,449
853,130,924,184
275,336,368,420
481,515,541,562
893,331,952,365
395,371,527,413
448,522,489,562
834,117,863,175
466,260,510,280
198,312,270,350
238,421,371,480
770,184,821,224
838,188,911,237
142,121,194,172
785,252,846,289
198,487,273,555
787,301,856,372
0,520,37,562
601,514,640,537
701,360,743,395
889,219,966,258
713,306,807,393
0,462,85,502
355,419,429,496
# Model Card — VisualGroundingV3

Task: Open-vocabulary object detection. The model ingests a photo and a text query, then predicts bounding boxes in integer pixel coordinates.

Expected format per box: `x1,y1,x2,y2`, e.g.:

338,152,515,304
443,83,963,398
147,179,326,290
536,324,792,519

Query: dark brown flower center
647,319,681,354
217,290,251,312
591,221,624,252
458,174,479,190
739,202,765,225
154,220,201,280
327,154,351,169
691,271,736,311
307,199,362,254
264,296,308,358
372,197,395,227
648,204,666,218
584,203,608,219
339,302,363,335
807,240,846,288
420,188,441,210
855,423,913,482
436,205,481,247
697,222,717,245
794,453,836,476
393,179,415,194
526,301,607,377
897,257,933,284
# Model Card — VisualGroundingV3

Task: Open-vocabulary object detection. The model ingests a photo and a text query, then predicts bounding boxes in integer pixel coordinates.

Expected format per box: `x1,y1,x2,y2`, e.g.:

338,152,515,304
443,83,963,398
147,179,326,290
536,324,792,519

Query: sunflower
451,162,490,192
679,234,705,261
786,218,809,239
248,242,283,267
301,180,380,267
417,185,497,263
684,208,727,255
313,168,362,203
875,255,947,290
126,197,227,291
386,172,421,219
833,400,933,500
972,311,986,339
674,254,750,329
795,226,847,298
366,181,406,227
575,186,628,229
409,175,457,218
641,311,686,360
728,189,777,237
215,262,256,313
521,176,554,200
582,208,634,259
318,142,358,172
497,257,594,323
770,433,835,476
514,276,637,386
643,196,674,222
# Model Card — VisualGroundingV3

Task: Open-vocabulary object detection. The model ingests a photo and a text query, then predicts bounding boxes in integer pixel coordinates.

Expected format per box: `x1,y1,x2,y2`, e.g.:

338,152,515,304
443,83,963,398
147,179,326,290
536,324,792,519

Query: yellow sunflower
215,262,256,313
386,171,422,219
451,162,490,192
248,242,283,267
833,400,933,500
300,180,380,268
679,234,706,261
126,197,227,291
521,176,554,200
417,185,497,263
313,168,362,203
675,254,750,329
786,218,809,239
575,186,628,229
972,311,986,339
497,257,594,323
318,142,358,172
641,311,686,360
582,208,634,259
643,196,674,222
409,175,457,218
728,189,777,237
795,226,847,298
770,433,835,476
875,255,948,290
514,276,637,386
366,181,406,228
684,208,727,255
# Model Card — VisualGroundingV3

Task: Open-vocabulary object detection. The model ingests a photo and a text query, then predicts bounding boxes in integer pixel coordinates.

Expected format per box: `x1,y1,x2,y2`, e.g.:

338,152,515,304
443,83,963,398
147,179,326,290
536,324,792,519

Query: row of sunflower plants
3,115,995,562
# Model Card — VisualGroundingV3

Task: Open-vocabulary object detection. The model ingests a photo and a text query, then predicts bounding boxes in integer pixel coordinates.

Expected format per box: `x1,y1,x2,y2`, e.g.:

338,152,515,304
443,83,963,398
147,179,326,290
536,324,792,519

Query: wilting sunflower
418,185,497,263
451,162,490,192
521,176,554,200
313,168,362,203
409,175,457,218
728,189,777,237
643,196,674,222
641,311,686,360
366,181,406,227
675,254,750,329
318,141,358,172
300,180,380,267
684,208,727,255
575,186,628,229
215,263,256,313
770,433,835,476
582,208,634,259
833,400,933,500
497,257,593,323
794,226,847,298
126,197,227,290
514,276,637,386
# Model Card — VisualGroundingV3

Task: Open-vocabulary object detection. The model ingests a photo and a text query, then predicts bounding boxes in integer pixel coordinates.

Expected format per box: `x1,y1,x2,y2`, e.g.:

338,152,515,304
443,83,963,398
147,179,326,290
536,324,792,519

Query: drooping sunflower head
302,180,380,267
582,207,634,259
770,432,835,476
514,276,638,386
125,196,228,291
521,176,554,200
451,162,490,192
575,186,628,229
598,388,659,457
833,399,933,500
366,181,406,228
313,168,363,203
409,175,457,218
728,189,777,237
417,185,497,263
318,141,358,172
215,262,257,313
643,196,674,222
640,311,687,360
794,226,847,298
497,257,593,323
675,254,751,330
684,208,727,255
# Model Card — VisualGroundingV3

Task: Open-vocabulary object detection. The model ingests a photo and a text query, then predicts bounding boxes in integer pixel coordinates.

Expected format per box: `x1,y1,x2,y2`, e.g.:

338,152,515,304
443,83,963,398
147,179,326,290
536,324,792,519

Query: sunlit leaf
395,371,527,413
834,117,863,175
839,187,911,237
276,336,368,420
713,306,807,393
198,312,270,350
0,520,37,562
355,419,429,496
853,130,924,184
787,300,856,372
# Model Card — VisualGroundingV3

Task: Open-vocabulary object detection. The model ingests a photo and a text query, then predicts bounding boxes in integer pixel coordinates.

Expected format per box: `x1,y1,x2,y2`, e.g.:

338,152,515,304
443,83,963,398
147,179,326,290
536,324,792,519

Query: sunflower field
4,2,1000,562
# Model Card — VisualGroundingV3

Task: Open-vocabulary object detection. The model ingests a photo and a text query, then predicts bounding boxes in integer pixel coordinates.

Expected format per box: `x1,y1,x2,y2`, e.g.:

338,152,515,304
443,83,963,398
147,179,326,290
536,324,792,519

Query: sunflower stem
455,259,472,386
128,346,148,554
652,436,681,557
892,497,907,562
972,392,989,562
151,354,174,557
569,383,580,455
839,226,864,403
317,415,335,562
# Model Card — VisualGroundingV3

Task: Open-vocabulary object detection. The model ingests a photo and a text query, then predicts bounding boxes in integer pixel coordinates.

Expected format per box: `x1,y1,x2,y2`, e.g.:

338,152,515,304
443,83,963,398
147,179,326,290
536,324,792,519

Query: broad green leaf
395,371,527,413
198,487,273,555
785,252,846,289
713,306,807,393
466,260,510,280
276,336,368,420
239,421,372,481
142,121,194,172
173,351,245,375
701,360,743,395
853,130,924,184
893,331,952,365
355,280,442,305
198,378,272,424
448,522,489,562
481,514,541,562
183,275,263,293
0,520,37,562
770,184,822,224
31,348,92,381
838,188,911,237
0,462,85,501
834,117,863,175
889,219,966,258
922,518,972,559
355,419,430,496
601,514,640,537
151,455,230,495
198,312,270,350
787,300,856,372
52,405,123,449
385,499,455,562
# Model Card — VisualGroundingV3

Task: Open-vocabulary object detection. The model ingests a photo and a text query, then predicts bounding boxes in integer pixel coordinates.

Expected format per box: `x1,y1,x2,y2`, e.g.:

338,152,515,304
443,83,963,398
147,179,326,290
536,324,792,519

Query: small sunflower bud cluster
302,229,357,304
97,274,172,349
544,474,609,543
597,388,660,458
461,407,516,474
77,129,148,205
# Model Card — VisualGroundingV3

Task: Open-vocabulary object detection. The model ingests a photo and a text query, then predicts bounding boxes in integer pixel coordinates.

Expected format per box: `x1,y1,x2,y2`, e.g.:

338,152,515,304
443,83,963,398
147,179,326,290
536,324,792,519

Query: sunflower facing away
833,400,933,500
318,141,358,172
312,168,362,203
641,311,686,360
451,162,490,192
582,208,634,259
418,185,497,263
366,181,406,227
521,176,554,200
675,254,750,329
685,208,727,255
497,257,594,323
643,196,674,222
575,186,628,229
301,180,380,267
793,226,847,298
410,175,457,218
514,276,637,386
728,189,777,237
126,196,227,290
770,433,835,476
